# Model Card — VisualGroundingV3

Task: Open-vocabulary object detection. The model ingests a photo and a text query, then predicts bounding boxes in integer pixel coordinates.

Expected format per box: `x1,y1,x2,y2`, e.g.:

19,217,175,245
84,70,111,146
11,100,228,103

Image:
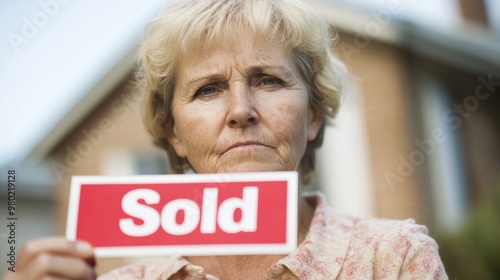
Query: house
1,0,499,276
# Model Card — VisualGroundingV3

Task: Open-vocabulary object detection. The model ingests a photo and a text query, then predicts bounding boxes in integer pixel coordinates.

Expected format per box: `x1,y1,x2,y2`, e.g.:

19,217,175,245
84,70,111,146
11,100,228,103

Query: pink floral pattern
99,193,447,279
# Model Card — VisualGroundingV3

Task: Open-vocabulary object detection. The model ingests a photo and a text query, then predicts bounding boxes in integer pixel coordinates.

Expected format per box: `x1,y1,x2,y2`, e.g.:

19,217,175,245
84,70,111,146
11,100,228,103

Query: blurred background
1,0,499,277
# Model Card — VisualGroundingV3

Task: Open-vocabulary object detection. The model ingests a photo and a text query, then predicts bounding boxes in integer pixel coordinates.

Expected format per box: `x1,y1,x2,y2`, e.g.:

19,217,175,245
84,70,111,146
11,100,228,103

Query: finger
37,277,67,280
4,272,75,280
2,271,17,280
18,236,94,269
28,253,96,280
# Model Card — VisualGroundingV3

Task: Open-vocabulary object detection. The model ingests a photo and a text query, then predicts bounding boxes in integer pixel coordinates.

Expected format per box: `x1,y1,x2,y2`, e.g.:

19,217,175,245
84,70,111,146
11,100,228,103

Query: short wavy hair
138,0,348,181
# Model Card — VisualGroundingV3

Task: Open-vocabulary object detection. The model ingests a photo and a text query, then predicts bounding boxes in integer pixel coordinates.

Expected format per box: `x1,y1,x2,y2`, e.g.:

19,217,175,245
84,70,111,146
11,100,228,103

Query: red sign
66,172,298,257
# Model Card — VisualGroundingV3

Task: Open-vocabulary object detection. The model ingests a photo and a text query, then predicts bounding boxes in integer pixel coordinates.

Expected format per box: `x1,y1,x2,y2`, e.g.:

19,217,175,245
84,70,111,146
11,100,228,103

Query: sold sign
66,172,298,257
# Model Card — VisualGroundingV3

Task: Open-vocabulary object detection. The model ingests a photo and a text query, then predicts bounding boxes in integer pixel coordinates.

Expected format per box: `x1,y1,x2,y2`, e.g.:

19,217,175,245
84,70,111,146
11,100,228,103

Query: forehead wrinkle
181,41,296,89
181,56,232,88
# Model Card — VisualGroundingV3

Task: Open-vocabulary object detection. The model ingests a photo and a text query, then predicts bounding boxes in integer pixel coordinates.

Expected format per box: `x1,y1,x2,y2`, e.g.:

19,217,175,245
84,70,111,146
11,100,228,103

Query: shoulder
330,211,447,279
300,193,447,278
312,192,436,253
315,194,430,244
352,215,431,247
306,193,434,252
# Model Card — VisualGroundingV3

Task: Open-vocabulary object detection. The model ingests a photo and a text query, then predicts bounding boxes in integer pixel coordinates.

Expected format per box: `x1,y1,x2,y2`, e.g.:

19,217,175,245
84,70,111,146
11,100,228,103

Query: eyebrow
245,65,293,76
186,65,294,86
187,74,226,86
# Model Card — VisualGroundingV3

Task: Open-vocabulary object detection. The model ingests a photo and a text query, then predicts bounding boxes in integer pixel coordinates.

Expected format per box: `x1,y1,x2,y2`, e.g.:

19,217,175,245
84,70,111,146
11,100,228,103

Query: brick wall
334,32,428,223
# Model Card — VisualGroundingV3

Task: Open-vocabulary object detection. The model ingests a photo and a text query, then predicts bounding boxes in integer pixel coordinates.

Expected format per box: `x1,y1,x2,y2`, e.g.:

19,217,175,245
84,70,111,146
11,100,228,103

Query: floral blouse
99,193,448,279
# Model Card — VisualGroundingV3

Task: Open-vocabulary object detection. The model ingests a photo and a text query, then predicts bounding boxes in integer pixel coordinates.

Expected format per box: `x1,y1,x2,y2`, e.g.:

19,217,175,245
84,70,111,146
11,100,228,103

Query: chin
210,151,295,173
219,162,289,174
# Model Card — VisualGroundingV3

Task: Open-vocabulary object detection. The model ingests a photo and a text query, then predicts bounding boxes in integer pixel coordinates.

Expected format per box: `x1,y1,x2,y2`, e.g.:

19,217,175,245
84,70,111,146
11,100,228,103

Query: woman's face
167,36,323,174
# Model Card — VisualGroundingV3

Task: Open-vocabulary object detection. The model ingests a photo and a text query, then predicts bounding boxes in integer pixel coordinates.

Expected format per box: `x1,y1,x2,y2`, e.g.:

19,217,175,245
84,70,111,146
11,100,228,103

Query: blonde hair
138,0,348,181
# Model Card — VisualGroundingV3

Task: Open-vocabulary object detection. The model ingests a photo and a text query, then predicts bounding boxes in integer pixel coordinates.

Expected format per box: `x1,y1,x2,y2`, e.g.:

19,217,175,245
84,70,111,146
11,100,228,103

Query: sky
0,0,167,168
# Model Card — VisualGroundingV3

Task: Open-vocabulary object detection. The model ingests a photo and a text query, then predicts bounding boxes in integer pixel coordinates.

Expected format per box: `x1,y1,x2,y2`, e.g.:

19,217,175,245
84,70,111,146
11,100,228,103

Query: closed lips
224,142,268,153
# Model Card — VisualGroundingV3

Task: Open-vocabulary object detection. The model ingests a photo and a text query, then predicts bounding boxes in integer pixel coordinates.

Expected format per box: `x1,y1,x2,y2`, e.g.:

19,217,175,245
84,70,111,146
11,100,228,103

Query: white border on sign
66,171,298,257
95,243,295,257
66,177,82,242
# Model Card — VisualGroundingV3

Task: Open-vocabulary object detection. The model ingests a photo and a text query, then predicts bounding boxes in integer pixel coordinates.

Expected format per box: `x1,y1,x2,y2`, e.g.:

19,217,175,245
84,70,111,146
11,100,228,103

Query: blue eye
260,77,283,87
262,78,278,85
195,86,218,97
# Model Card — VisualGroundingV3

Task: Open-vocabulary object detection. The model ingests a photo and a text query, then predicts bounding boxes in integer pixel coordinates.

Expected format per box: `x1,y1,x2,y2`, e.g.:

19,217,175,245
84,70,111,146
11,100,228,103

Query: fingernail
76,241,93,254
85,256,96,268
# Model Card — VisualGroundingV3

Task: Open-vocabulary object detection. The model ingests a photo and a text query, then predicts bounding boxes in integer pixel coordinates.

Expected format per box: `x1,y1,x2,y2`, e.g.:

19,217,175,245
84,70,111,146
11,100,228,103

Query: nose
226,85,259,128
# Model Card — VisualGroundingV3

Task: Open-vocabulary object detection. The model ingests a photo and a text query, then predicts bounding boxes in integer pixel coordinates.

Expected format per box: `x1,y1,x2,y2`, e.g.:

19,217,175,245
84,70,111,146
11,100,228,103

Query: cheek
178,120,205,151
175,106,221,155
270,99,310,143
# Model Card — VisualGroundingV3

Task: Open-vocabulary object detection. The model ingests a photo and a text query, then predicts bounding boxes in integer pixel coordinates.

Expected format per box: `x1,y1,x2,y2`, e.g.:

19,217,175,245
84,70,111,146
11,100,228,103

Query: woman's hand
3,236,96,280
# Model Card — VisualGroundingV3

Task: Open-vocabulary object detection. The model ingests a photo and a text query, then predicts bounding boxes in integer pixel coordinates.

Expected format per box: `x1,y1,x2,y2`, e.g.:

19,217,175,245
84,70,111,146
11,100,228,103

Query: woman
5,0,448,279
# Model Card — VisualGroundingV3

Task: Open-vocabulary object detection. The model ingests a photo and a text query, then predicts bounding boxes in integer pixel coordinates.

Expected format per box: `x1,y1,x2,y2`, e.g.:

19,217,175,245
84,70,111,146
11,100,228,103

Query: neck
185,190,316,278
297,190,315,244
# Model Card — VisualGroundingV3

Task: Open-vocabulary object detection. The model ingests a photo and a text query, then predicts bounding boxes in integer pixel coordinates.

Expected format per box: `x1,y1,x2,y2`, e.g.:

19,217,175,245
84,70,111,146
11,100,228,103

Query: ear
166,124,187,158
306,109,324,141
